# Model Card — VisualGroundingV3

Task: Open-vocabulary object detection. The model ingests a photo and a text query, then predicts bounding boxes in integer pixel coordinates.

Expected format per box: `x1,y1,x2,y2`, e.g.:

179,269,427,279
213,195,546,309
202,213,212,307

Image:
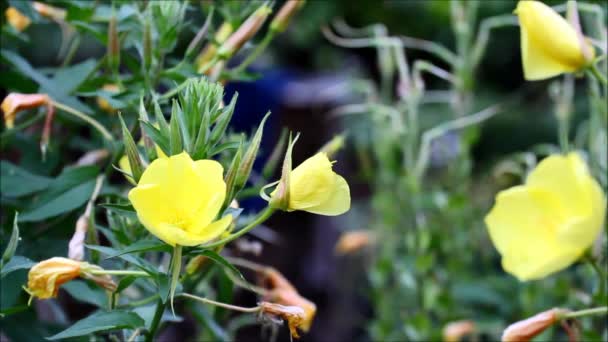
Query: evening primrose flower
269,152,350,216
24,257,81,300
5,7,31,32
515,0,594,80
119,144,167,184
485,153,606,281
128,152,232,246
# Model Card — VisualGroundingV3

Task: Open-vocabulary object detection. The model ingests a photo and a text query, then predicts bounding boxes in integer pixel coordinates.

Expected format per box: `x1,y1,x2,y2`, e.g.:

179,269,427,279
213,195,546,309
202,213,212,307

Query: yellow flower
485,153,606,281
24,257,81,299
5,7,31,32
119,144,167,184
515,0,594,80
96,84,120,113
128,152,232,246
271,152,350,216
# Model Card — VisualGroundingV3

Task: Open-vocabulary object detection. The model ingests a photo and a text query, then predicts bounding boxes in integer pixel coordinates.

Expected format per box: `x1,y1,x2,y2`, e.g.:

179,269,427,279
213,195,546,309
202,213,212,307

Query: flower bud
270,0,305,34
318,133,346,159
259,302,306,339
502,308,565,342
107,14,120,72
1,93,50,129
5,7,31,32
24,257,81,300
196,22,234,73
96,84,120,113
234,112,270,191
32,2,67,21
443,320,476,342
217,5,272,59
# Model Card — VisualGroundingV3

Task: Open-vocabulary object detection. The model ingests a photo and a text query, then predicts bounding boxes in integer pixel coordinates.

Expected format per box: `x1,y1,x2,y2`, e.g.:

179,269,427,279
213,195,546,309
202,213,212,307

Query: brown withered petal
259,302,305,339
25,257,81,300
502,308,566,342
443,320,476,342
267,289,317,333
1,93,50,129
32,2,67,20
334,230,374,255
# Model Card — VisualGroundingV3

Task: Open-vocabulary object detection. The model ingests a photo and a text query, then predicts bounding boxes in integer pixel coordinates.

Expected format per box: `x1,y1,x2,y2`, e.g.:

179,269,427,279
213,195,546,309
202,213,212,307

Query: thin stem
120,294,160,308
561,307,608,319
589,63,608,85
50,100,113,141
180,293,261,313
89,269,150,277
585,253,607,299
145,299,166,342
201,207,275,249
169,245,183,316
230,32,275,75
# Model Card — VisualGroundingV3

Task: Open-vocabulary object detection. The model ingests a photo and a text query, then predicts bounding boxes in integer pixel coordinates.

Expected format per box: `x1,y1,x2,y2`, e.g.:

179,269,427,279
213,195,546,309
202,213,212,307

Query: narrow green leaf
85,245,156,275
99,202,136,216
62,280,107,308
262,128,288,179
20,180,95,222
153,99,170,137
222,139,243,210
46,310,145,340
235,111,270,190
116,276,137,294
192,105,211,159
173,99,190,152
104,239,170,260
209,93,238,146
190,249,245,282
169,103,184,155
141,121,170,156
0,161,51,197
119,114,144,183
0,256,34,277
208,141,242,157
2,213,20,264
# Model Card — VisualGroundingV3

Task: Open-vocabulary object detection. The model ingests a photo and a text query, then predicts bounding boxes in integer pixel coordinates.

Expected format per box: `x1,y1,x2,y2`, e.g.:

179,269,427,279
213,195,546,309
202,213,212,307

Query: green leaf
52,59,97,95
85,245,157,275
20,180,95,222
209,93,238,146
234,111,270,190
62,280,108,308
104,239,170,260
0,256,34,278
172,99,191,151
189,250,245,282
153,99,170,137
116,276,137,294
99,202,137,216
119,114,144,183
169,103,184,155
46,310,144,340
156,273,171,303
141,121,170,157
208,141,242,157
1,213,19,266
0,161,51,197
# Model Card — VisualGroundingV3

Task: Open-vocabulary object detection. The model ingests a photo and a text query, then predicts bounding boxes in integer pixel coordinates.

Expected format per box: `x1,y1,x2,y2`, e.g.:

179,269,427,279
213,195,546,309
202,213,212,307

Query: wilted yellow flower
128,152,232,246
515,0,594,80
259,302,306,339
1,93,50,129
485,153,606,281
5,7,31,32
96,84,120,113
271,152,350,216
24,257,81,300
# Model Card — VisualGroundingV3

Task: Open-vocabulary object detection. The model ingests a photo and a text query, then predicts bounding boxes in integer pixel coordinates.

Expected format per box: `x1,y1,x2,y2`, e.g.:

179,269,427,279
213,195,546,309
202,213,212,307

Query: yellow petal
289,153,335,210
189,160,226,229
128,184,172,235
191,214,233,242
118,155,136,185
516,0,586,80
485,186,580,281
304,174,350,216
5,7,31,32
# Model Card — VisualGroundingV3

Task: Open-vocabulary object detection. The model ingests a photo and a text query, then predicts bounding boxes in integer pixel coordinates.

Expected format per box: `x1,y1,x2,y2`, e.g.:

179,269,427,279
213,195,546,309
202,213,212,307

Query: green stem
585,254,607,299
145,299,166,342
50,100,113,141
120,294,159,308
561,307,607,319
180,293,261,313
230,32,275,75
201,207,275,249
169,245,182,316
589,64,608,85
89,269,150,277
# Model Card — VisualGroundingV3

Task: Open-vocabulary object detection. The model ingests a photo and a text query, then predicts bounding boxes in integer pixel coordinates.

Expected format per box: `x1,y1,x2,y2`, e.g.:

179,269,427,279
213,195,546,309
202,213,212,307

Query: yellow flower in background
485,153,606,281
96,84,120,113
5,7,31,32
24,257,81,300
128,152,232,246
271,152,350,216
515,0,593,80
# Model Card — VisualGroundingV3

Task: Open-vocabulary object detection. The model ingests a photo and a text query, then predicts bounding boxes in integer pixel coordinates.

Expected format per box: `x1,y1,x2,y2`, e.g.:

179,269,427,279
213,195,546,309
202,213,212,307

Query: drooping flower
485,153,606,281
270,152,350,216
1,93,50,129
515,0,594,80
5,7,31,32
128,152,232,246
24,257,82,300
501,308,565,342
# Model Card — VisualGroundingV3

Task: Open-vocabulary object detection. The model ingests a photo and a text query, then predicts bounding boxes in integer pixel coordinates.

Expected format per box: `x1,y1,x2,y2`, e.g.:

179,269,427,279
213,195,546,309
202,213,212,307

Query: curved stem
180,293,261,313
561,307,607,319
89,269,150,277
201,207,275,249
50,100,113,141
589,63,608,85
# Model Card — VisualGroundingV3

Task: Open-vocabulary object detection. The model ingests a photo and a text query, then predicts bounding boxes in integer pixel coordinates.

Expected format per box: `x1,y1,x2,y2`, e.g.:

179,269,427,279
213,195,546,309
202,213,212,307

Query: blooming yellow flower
5,7,31,32
119,144,167,184
271,152,350,216
128,152,232,246
515,0,594,80
485,153,606,281
24,257,81,299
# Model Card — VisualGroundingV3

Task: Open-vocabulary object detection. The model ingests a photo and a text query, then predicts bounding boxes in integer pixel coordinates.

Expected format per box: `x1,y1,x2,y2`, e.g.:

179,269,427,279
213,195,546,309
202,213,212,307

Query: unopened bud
5,7,31,32
267,133,299,211
235,112,270,190
196,22,233,73
108,14,120,71
270,0,305,33
143,18,152,72
186,255,209,275
443,320,476,342
32,2,67,21
318,133,346,159
217,5,272,59
334,230,373,255
502,308,565,342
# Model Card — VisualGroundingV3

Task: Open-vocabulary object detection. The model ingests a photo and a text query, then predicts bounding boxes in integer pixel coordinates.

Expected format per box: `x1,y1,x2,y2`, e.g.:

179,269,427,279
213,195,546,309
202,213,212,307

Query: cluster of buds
24,257,116,302
258,267,317,338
